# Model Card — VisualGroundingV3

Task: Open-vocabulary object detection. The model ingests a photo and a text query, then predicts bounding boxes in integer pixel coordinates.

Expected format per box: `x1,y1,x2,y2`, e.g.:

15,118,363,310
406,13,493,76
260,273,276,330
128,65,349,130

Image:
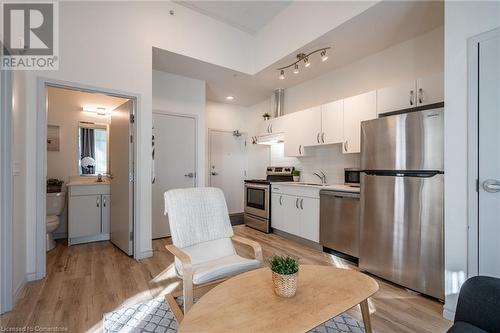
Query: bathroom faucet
313,171,327,184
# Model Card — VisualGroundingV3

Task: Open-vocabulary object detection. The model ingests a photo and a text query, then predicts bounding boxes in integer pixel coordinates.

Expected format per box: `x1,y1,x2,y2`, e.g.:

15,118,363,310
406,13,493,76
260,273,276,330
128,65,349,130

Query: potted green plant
292,170,300,182
270,255,299,297
262,112,271,121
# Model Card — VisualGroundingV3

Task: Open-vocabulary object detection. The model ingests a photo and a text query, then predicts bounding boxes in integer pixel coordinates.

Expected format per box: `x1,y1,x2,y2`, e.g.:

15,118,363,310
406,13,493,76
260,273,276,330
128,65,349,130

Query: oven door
244,183,269,219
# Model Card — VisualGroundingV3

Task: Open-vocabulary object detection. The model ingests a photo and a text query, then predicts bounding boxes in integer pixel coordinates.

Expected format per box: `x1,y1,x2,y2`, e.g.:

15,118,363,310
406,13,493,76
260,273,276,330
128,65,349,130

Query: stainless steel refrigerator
359,108,444,300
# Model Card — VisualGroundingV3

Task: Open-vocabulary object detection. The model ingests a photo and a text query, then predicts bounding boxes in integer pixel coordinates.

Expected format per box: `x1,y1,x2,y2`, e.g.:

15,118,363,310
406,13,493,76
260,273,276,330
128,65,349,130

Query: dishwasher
319,190,360,259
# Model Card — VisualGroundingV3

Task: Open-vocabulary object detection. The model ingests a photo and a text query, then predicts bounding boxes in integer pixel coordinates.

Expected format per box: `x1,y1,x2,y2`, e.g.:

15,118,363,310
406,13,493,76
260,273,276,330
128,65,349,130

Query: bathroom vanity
67,179,111,245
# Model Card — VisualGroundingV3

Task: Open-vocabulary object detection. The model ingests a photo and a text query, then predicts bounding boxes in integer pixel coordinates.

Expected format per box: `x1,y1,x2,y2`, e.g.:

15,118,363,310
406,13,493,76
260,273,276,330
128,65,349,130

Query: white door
478,31,500,277
321,100,343,145
209,130,246,214
343,91,377,154
152,113,196,239
109,100,134,255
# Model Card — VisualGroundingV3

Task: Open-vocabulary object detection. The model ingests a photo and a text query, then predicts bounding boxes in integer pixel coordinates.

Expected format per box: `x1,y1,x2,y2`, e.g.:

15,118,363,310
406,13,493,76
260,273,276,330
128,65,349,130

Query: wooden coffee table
177,265,379,333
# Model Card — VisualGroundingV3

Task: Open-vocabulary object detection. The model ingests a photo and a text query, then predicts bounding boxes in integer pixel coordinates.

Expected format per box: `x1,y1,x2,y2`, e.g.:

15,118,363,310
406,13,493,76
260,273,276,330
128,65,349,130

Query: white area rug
103,297,373,333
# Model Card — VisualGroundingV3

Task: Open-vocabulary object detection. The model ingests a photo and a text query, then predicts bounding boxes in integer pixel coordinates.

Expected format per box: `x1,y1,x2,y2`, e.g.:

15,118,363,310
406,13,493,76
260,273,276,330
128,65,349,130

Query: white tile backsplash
270,143,360,184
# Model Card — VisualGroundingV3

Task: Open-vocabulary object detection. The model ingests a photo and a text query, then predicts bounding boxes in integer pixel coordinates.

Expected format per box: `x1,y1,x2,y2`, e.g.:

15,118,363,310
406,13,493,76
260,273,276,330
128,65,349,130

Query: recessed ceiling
174,1,292,35
154,0,444,106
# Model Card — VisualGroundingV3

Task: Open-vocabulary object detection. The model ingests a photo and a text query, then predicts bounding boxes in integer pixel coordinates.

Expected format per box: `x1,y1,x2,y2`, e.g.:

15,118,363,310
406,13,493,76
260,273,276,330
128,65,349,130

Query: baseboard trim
26,272,37,282
69,233,110,246
229,213,244,226
136,250,153,260
443,308,455,321
13,277,26,302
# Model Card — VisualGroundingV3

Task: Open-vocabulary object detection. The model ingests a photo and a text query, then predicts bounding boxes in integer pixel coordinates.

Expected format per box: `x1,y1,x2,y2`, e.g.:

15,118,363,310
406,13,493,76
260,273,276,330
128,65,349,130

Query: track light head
321,50,328,62
279,69,285,80
304,57,310,68
293,63,299,74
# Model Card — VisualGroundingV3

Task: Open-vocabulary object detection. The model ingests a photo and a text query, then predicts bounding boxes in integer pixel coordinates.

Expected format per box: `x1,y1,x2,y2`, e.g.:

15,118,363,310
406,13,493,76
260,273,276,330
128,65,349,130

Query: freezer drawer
359,173,444,299
320,191,360,257
361,109,444,171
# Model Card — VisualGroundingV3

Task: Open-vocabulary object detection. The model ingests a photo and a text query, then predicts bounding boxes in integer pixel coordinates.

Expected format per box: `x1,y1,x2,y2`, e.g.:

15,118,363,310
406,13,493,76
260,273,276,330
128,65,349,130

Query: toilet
46,192,66,251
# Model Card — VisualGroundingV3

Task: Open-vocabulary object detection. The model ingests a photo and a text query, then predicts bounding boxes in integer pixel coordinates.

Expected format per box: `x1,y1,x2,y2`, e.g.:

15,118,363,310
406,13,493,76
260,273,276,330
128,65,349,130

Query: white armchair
163,187,263,315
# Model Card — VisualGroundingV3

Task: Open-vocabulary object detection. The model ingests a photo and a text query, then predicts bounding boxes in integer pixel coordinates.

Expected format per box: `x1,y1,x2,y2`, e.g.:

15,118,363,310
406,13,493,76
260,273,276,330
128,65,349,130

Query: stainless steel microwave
344,168,361,187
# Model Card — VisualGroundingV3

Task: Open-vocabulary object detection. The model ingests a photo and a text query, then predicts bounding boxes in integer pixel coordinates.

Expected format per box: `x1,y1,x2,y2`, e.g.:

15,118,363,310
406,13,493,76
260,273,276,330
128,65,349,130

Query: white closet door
152,113,196,239
478,32,500,278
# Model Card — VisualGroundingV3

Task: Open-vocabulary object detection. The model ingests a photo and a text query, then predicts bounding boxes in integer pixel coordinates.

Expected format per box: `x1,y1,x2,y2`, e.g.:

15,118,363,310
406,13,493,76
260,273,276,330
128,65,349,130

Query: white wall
15,0,262,279
443,1,500,320
12,71,27,298
283,27,444,114
152,70,206,186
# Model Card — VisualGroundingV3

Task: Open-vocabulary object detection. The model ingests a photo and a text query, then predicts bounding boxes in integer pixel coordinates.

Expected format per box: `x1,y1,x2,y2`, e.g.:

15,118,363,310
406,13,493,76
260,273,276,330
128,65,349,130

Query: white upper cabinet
377,80,417,114
320,100,343,145
377,73,444,115
259,117,285,135
343,91,377,154
283,107,321,157
416,73,444,107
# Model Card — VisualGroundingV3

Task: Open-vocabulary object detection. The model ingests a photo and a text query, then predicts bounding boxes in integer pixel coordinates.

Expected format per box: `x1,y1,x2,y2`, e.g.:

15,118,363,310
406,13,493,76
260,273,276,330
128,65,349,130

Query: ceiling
154,0,444,106
174,1,292,35
47,86,129,111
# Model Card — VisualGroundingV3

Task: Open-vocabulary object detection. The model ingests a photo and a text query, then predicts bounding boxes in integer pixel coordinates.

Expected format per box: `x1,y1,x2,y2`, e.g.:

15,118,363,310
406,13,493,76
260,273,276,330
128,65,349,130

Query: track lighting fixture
276,47,330,80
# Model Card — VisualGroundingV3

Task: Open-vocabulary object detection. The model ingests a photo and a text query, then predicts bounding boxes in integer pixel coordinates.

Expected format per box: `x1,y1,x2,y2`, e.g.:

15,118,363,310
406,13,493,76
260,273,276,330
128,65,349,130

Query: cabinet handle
418,88,423,104
317,132,320,143
321,132,325,143
300,198,303,210
270,124,273,133
103,196,106,207
344,140,348,152
295,198,299,209
410,90,414,106
279,195,283,206
96,196,100,207
299,145,302,155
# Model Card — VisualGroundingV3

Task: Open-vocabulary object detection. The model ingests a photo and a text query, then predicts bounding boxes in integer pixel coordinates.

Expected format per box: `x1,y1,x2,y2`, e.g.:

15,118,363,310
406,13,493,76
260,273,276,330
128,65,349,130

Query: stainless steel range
244,167,294,233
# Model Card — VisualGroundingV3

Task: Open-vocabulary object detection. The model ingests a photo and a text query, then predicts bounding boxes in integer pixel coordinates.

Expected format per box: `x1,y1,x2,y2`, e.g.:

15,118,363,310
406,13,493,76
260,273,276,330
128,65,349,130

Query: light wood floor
0,225,452,333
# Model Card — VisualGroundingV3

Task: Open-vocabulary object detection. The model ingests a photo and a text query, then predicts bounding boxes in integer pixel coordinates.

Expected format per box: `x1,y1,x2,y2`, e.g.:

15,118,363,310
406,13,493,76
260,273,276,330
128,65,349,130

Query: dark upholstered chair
447,276,500,333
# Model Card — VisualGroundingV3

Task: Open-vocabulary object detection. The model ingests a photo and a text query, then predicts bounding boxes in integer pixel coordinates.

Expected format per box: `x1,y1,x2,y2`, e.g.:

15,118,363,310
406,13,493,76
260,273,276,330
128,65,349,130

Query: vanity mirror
78,121,108,175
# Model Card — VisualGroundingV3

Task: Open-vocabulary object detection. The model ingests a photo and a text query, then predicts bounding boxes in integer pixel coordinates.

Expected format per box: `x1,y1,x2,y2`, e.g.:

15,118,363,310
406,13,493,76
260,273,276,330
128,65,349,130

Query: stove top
245,166,295,184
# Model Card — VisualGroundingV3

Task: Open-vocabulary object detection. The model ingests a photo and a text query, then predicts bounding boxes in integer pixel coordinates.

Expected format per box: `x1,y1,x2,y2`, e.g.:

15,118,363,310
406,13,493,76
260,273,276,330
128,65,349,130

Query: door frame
36,77,140,279
466,27,500,277
0,67,13,313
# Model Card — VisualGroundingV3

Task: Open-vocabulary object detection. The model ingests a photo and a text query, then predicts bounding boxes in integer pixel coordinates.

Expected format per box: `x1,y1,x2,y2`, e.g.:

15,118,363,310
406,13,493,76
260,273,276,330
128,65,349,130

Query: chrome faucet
313,171,327,184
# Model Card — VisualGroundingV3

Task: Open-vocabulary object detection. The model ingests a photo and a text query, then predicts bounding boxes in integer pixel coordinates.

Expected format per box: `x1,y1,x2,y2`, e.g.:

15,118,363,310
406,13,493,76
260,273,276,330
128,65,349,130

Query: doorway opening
152,111,198,239
38,80,138,279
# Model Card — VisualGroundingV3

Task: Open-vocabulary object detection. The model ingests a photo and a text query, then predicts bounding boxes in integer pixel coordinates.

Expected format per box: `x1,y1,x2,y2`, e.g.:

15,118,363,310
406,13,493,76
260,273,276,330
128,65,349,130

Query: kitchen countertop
272,182,360,193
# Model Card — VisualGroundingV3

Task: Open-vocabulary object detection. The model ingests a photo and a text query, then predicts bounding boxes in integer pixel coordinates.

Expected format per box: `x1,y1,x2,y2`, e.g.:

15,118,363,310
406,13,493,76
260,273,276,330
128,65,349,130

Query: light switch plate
12,161,21,176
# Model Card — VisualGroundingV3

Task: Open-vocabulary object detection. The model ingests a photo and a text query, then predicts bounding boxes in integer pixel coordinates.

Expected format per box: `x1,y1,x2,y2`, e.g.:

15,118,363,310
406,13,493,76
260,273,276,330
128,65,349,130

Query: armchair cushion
190,255,261,285
164,188,233,248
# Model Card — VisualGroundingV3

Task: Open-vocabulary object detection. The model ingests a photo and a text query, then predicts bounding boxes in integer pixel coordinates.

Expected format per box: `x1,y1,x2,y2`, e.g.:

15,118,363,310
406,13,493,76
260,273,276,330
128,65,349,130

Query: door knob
483,179,500,193
211,172,219,176
185,172,195,178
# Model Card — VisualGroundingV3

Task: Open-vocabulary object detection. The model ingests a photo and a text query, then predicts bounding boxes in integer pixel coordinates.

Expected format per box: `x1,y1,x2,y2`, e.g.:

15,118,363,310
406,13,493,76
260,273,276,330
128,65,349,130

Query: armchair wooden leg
183,272,194,314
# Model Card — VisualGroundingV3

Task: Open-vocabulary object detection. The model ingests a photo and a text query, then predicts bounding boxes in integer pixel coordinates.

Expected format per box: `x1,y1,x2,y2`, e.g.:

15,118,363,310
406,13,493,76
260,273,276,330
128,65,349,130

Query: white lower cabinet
271,185,320,243
68,184,111,245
